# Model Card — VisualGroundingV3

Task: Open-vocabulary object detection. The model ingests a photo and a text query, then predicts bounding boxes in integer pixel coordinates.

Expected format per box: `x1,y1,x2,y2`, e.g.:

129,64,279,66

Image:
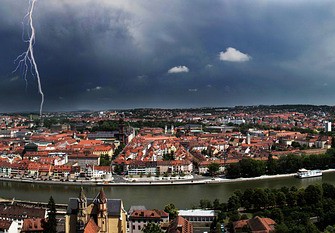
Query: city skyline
1,0,335,112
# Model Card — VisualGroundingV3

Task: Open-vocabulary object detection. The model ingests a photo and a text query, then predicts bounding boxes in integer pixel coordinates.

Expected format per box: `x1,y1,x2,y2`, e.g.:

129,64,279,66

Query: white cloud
219,47,251,62
188,88,198,92
168,66,189,74
137,75,148,80
86,86,102,92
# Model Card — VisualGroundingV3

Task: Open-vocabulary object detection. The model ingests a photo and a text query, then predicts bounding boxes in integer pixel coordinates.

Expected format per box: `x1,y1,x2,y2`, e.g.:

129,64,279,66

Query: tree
286,191,298,207
163,152,175,161
142,223,163,233
266,154,278,175
242,188,254,210
304,185,322,205
239,158,266,177
265,189,276,208
332,136,335,149
233,190,243,201
175,129,183,138
207,162,220,176
99,154,111,166
199,199,212,209
164,203,178,219
113,164,124,175
291,141,301,148
287,211,309,225
296,189,306,206
304,222,320,233
275,223,289,233
227,210,240,222
275,191,286,207
252,189,268,210
227,195,241,211
323,183,335,199
210,217,219,232
226,163,241,178
213,199,221,210
270,208,284,223
277,154,303,174
279,186,290,195
324,225,335,233
217,210,226,222
43,196,57,233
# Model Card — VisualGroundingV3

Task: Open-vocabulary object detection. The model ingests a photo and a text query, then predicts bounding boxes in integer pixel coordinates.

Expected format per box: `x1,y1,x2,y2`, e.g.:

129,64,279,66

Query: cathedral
65,188,127,233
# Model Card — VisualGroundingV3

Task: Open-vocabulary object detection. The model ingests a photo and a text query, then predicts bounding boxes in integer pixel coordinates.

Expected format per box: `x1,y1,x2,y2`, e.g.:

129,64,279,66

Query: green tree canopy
199,199,213,209
240,158,266,177
304,185,322,205
207,162,220,176
227,195,241,211
164,203,178,219
43,196,57,233
142,223,163,233
100,154,111,166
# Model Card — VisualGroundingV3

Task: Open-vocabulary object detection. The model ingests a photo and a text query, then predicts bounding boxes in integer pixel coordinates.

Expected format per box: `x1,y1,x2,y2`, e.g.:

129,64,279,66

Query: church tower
76,187,88,232
97,188,108,232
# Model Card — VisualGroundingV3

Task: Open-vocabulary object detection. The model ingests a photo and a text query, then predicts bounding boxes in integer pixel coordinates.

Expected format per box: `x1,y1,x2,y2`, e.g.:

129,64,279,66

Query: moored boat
296,168,322,179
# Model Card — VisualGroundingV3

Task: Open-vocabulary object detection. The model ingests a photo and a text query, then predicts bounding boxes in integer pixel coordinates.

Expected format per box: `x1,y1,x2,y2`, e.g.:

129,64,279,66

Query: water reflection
299,176,323,185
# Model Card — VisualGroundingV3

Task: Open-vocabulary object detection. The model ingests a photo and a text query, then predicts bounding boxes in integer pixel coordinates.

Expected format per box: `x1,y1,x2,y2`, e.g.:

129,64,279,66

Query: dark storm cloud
1,0,335,112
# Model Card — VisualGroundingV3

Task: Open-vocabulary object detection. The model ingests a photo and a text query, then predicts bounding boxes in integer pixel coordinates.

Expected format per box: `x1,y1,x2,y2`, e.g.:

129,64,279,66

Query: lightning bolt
13,0,44,117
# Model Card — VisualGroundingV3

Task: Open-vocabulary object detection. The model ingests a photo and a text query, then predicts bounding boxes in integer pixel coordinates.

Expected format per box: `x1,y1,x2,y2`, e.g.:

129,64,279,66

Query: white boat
296,168,322,178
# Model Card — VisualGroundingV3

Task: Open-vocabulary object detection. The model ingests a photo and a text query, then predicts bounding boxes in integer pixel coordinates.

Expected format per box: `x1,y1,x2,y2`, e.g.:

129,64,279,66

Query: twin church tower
65,187,127,233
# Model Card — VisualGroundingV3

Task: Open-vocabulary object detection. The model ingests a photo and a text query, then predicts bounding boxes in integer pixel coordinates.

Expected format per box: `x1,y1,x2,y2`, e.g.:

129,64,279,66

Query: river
1,172,334,210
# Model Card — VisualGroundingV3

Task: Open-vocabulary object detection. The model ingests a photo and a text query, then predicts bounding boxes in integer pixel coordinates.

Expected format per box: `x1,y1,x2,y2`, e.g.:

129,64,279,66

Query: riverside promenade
0,173,298,186
0,175,213,186
1,169,334,186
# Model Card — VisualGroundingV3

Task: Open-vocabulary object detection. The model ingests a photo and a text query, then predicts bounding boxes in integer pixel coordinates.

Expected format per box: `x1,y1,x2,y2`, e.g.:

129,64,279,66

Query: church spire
77,187,88,232
79,186,86,201
98,188,107,204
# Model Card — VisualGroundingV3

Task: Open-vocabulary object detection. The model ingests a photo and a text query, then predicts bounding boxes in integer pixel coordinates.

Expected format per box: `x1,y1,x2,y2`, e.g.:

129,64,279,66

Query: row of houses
0,159,112,179
113,160,193,176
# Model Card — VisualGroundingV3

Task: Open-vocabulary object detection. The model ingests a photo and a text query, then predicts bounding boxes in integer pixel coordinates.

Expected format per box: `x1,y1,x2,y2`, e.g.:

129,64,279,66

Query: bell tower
97,188,108,232
77,187,88,232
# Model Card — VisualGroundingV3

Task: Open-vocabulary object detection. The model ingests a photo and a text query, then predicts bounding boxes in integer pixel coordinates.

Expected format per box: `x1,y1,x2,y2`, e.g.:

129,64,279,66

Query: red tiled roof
93,166,111,172
93,145,113,151
78,140,103,146
0,219,11,231
53,165,72,172
68,153,100,159
130,209,168,219
233,217,276,233
84,218,100,233
21,218,44,232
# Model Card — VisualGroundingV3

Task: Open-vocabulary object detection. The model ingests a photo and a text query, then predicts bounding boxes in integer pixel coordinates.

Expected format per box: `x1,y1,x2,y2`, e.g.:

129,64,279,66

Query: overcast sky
1,0,335,112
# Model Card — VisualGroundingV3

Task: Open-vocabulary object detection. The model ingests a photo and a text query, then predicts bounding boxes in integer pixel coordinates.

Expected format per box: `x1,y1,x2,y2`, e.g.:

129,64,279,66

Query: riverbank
1,169,335,186
2,171,335,209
